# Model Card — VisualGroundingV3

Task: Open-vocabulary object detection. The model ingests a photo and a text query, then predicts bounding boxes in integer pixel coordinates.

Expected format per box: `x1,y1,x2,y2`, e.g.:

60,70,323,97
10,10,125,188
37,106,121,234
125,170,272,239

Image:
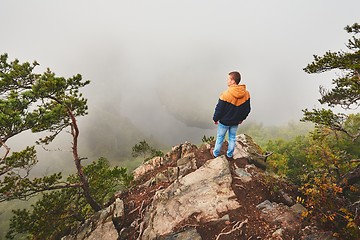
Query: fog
1,0,360,148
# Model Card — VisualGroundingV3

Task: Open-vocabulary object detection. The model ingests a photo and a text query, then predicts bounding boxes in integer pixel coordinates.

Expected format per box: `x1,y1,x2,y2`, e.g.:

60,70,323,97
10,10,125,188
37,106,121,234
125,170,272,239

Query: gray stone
140,156,240,239
161,228,202,240
177,156,192,166
155,172,168,183
280,190,295,206
256,200,274,210
257,200,302,236
86,221,118,240
291,203,307,215
113,198,124,219
133,156,164,180
234,168,252,182
301,232,337,240
234,134,268,170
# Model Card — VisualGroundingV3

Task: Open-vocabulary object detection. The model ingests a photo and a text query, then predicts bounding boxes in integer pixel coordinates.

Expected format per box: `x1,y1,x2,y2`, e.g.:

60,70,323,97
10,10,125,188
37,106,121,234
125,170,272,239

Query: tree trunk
69,109,102,212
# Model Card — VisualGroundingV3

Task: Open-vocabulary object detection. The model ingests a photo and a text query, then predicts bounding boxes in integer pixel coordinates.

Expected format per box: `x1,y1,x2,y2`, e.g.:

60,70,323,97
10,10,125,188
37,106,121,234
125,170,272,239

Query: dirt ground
117,143,304,240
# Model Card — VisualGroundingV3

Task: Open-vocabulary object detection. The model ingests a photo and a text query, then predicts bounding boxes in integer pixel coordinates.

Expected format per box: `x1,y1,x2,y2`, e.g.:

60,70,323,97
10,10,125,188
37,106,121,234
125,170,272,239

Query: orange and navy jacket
213,84,251,126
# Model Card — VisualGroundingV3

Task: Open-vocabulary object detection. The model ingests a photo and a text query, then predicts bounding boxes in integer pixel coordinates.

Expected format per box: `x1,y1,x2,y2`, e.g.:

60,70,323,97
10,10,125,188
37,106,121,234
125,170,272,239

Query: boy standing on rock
212,71,251,160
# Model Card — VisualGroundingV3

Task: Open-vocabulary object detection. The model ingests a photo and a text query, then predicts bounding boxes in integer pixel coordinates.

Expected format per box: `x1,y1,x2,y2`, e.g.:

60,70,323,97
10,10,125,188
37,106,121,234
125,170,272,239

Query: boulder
140,156,240,239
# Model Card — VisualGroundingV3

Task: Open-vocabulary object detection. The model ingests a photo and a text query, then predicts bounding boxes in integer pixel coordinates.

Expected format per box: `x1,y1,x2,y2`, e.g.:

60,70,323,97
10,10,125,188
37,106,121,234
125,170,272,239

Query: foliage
0,53,93,204
265,119,360,237
300,173,359,239
302,23,360,141
298,23,360,238
6,158,132,240
241,121,314,148
265,136,311,184
132,140,164,162
82,157,133,201
303,125,359,237
201,135,215,144
265,21,360,232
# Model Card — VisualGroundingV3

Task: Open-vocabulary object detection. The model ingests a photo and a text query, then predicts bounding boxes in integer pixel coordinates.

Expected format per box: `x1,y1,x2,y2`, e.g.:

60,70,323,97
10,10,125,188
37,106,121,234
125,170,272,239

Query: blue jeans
213,123,238,158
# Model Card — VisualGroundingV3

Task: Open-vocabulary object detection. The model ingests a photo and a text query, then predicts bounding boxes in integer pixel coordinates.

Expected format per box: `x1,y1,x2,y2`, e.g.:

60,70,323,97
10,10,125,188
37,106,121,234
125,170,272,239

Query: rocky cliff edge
62,134,336,240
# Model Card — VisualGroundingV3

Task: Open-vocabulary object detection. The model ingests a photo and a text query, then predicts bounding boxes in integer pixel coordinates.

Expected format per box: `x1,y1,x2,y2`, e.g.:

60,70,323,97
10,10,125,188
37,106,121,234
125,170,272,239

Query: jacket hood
219,84,250,107
228,84,247,99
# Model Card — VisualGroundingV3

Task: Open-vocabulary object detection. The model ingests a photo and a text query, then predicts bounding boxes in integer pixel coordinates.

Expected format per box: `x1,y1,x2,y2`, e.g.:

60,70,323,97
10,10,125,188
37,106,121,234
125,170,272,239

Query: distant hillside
80,106,166,169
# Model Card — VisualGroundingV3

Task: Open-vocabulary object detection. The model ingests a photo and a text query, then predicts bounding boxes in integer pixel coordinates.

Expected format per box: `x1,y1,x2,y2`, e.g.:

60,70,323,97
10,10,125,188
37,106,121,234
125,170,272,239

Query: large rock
133,156,165,181
140,156,240,239
61,198,124,240
132,142,198,181
256,200,302,236
234,134,268,170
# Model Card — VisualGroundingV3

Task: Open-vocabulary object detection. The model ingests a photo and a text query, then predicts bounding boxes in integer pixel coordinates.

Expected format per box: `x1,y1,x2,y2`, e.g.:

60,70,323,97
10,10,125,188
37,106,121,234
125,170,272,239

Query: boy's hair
228,71,241,84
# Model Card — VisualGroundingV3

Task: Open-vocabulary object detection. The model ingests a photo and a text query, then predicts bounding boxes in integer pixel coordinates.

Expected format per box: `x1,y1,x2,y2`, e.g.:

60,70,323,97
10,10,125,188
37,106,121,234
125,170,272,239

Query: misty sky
1,0,360,146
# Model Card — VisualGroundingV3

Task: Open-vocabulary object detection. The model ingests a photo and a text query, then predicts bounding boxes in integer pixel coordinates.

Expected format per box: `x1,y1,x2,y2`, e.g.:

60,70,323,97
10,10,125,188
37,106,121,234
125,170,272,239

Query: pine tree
0,54,101,211
303,23,360,187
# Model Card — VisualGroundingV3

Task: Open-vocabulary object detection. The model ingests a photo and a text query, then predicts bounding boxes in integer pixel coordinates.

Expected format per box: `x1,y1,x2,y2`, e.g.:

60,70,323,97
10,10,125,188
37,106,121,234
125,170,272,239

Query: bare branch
335,127,360,142
350,159,360,163
0,139,10,160
0,182,82,203
215,219,248,240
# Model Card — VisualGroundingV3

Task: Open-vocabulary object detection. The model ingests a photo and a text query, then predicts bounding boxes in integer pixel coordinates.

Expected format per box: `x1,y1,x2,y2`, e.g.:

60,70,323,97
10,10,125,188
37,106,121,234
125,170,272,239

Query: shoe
210,148,217,158
226,155,234,161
